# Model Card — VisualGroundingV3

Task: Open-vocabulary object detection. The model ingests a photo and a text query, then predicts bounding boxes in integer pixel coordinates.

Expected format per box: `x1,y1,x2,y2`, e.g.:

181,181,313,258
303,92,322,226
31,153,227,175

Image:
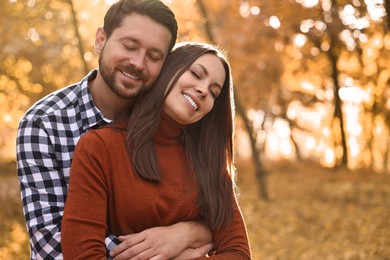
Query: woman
62,42,251,259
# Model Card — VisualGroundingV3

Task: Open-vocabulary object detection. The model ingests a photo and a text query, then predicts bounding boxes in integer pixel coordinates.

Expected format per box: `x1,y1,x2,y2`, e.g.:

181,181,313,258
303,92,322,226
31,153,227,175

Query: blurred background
1,0,390,259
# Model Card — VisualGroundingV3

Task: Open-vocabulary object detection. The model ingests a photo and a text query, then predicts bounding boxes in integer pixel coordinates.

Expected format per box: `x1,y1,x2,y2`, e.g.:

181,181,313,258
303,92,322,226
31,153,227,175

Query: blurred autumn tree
0,0,89,160
170,0,389,197
181,0,389,174
1,0,389,180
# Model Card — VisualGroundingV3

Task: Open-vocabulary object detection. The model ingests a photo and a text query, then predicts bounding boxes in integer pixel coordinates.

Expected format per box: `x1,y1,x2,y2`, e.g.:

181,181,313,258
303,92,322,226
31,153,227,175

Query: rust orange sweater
62,115,251,259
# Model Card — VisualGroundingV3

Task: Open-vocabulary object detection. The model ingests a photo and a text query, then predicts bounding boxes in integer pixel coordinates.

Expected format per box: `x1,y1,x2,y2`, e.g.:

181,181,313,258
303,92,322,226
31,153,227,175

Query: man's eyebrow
120,36,138,44
120,37,165,57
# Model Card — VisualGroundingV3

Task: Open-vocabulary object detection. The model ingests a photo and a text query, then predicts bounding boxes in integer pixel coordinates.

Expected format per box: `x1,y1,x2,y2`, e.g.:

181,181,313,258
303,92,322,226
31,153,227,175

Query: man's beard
98,51,148,99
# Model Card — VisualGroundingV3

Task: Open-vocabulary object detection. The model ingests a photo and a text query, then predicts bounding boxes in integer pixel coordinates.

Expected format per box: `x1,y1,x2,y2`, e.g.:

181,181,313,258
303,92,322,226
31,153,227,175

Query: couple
16,0,251,259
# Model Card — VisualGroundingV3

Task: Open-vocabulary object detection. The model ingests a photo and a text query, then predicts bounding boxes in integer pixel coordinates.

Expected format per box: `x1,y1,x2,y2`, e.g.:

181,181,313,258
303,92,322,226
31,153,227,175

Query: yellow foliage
337,52,362,74
0,222,29,259
15,58,33,75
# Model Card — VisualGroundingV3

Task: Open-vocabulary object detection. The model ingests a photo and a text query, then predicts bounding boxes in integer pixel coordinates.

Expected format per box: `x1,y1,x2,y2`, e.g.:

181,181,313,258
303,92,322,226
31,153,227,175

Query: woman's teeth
183,94,198,111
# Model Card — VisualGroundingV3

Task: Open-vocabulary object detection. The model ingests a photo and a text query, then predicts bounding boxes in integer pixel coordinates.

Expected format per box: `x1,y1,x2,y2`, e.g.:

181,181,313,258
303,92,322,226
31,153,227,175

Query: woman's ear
94,27,106,54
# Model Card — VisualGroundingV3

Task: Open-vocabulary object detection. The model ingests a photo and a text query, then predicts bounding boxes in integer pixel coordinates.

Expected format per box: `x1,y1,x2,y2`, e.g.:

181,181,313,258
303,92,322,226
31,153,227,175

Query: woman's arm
200,195,252,260
62,131,109,259
110,221,213,259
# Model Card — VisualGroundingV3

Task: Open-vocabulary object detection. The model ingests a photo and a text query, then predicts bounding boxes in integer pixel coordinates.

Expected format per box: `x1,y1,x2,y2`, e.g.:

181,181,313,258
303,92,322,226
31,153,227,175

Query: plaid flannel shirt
16,70,118,259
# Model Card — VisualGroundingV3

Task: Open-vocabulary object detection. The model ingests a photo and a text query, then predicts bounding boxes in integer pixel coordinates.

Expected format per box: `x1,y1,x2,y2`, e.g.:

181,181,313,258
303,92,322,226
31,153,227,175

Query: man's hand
110,222,212,260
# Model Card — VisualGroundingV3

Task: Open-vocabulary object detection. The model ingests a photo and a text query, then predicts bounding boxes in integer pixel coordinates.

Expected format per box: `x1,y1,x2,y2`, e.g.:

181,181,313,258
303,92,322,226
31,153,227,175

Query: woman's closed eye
210,84,222,99
191,70,201,79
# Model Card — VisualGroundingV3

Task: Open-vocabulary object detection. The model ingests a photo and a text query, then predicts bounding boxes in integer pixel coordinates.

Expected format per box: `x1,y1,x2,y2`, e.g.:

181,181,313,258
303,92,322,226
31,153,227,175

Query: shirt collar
80,69,112,131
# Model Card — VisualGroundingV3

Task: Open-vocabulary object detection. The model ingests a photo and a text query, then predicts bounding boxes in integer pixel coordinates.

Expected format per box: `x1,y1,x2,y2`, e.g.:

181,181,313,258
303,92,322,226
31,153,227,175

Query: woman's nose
195,84,208,97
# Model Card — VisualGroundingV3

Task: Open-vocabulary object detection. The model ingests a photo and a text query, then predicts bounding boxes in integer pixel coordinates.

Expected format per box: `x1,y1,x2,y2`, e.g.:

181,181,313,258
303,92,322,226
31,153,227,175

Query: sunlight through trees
1,1,389,258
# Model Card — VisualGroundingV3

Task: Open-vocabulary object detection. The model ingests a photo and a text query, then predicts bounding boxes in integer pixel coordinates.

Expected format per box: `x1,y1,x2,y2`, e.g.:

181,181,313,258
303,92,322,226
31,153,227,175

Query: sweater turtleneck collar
154,112,186,144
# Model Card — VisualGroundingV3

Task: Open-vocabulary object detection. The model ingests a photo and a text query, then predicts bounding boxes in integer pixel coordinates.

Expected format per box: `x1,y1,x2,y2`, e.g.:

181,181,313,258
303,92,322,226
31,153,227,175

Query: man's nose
129,50,146,70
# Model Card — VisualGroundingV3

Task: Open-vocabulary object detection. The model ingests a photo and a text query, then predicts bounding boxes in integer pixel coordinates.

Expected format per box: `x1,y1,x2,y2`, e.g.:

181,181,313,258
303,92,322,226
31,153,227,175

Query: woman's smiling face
162,53,226,125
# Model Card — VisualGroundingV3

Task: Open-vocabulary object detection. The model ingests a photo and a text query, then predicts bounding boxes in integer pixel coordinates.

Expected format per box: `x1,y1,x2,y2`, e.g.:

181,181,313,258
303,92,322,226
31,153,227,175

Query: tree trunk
235,99,269,200
327,1,348,168
66,0,90,75
195,0,269,200
328,48,348,167
384,0,390,31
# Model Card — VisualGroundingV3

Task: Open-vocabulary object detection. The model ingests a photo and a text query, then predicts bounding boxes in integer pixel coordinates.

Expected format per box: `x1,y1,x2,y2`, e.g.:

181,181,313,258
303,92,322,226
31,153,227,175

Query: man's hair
103,0,178,52
126,42,236,229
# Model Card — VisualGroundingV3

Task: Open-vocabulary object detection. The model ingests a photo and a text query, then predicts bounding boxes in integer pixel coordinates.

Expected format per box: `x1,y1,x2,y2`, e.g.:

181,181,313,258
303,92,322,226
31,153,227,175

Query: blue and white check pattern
16,70,117,259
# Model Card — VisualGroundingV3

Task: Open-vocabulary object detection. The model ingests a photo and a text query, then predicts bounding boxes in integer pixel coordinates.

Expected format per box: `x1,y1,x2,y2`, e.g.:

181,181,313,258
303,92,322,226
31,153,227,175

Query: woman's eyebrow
194,64,208,75
194,64,223,89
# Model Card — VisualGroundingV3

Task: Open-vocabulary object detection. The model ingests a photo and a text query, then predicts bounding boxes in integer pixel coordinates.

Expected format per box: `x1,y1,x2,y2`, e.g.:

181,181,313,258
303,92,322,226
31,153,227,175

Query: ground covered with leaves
237,160,390,260
1,161,390,259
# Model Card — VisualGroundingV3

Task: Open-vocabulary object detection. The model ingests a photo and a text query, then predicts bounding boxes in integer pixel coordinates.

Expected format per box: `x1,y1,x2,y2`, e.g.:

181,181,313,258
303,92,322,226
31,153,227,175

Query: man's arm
17,118,65,259
17,117,122,259
110,221,212,260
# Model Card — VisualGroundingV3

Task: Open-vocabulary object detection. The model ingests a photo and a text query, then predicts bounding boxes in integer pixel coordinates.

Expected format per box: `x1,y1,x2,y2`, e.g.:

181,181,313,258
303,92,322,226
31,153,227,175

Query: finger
117,234,134,242
112,242,150,260
117,231,146,242
148,255,163,260
110,236,145,258
130,248,159,260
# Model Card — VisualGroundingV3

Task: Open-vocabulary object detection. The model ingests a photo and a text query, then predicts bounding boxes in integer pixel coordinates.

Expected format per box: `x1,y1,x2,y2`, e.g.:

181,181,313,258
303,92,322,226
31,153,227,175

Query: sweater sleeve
199,196,252,260
62,131,109,260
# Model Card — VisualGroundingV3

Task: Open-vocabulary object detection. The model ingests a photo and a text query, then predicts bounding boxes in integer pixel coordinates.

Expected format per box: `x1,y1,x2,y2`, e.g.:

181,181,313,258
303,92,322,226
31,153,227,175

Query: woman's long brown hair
126,42,235,229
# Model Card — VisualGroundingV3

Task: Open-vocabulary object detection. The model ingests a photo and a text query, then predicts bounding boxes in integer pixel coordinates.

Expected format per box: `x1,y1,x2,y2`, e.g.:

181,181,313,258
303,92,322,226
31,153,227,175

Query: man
16,1,211,259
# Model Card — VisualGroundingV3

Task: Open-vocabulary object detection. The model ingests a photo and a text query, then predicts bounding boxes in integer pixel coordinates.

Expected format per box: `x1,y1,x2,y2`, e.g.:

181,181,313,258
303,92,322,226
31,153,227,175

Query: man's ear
94,27,106,54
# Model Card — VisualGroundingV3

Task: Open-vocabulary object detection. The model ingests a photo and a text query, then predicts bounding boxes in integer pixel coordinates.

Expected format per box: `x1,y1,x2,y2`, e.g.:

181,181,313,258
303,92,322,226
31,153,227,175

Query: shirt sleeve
16,116,119,260
16,118,65,259
61,131,109,260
